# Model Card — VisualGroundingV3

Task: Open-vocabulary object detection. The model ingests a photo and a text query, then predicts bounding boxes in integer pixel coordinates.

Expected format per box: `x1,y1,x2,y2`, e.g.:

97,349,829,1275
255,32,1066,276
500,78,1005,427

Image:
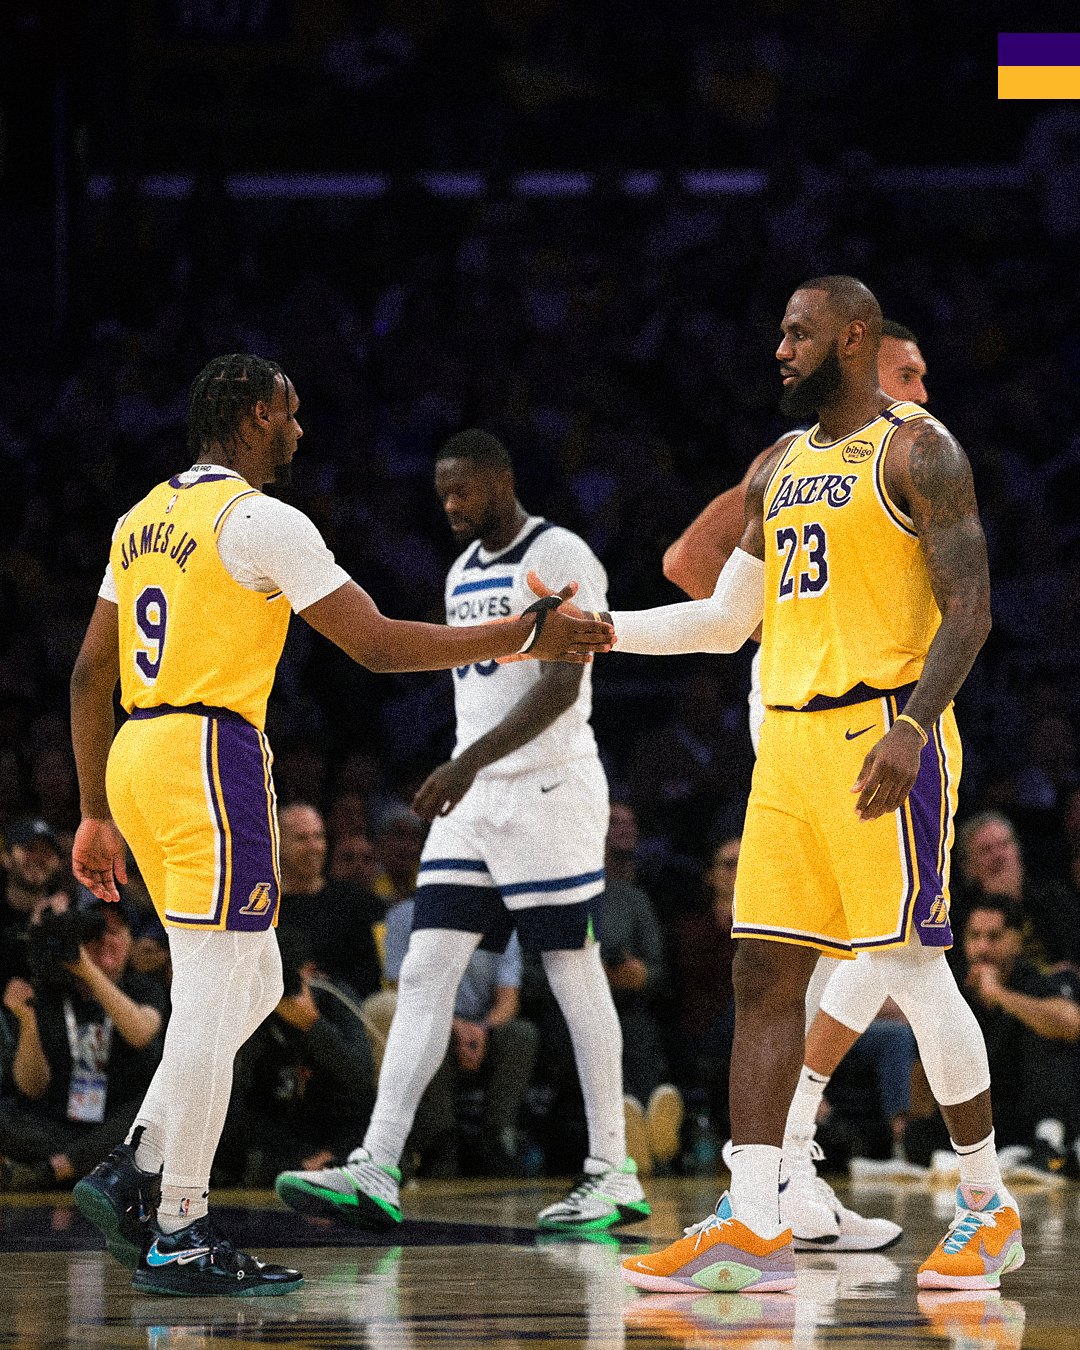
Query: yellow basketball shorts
733,694,961,955
106,705,281,931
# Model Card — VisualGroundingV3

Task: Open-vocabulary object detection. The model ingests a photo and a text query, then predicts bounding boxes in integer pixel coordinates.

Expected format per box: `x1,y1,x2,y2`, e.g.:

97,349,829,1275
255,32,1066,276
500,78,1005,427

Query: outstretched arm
852,420,991,820
300,580,611,671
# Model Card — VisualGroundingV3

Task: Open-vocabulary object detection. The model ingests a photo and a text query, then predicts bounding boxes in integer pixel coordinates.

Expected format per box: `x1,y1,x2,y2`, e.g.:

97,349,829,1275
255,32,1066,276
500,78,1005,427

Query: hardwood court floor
0,1174,1076,1348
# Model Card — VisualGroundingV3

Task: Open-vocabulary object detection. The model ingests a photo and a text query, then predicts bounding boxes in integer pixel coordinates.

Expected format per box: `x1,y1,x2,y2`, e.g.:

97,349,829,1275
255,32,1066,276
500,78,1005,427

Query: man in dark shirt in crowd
0,818,78,993
957,811,1080,969
276,803,383,1003
0,895,167,1190
960,897,1080,1178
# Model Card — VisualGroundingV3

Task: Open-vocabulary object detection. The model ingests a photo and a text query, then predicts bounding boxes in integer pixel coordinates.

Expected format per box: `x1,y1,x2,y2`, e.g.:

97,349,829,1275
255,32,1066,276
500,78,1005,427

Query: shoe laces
681,1208,733,1251
563,1171,605,1205
942,1206,996,1255
787,1139,838,1207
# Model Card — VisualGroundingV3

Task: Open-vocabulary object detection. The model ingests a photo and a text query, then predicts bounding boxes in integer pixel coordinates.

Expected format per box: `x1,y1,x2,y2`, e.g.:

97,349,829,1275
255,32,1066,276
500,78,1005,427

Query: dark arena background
1,2,1080,1347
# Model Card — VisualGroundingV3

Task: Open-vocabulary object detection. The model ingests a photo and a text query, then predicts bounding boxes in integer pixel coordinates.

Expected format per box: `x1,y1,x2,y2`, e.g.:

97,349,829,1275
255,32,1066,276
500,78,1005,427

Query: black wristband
519,594,563,653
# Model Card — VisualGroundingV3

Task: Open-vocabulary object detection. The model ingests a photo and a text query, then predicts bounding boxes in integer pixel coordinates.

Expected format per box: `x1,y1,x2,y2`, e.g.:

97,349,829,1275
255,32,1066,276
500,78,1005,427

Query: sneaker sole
537,1202,651,1232
796,1226,904,1253
274,1175,401,1229
916,1242,1025,1290
621,1268,797,1294
72,1178,142,1270
132,1272,304,1298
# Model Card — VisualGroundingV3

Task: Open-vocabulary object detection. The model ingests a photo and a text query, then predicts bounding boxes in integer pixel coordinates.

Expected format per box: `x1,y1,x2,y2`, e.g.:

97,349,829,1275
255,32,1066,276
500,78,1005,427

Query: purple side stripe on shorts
213,716,280,932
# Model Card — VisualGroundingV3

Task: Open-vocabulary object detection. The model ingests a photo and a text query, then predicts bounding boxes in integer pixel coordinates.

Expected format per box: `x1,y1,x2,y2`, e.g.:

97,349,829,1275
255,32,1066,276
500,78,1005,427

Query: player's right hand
527,601,613,664
72,818,128,903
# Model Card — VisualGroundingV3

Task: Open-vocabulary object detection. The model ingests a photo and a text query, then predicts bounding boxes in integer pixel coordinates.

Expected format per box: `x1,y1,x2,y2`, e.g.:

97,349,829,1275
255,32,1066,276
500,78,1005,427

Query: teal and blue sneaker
132,1215,303,1297
73,1133,161,1269
274,1147,403,1229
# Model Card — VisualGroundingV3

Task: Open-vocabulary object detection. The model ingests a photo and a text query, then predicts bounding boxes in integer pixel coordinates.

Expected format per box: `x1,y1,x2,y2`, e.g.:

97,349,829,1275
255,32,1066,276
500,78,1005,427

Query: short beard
780,345,843,421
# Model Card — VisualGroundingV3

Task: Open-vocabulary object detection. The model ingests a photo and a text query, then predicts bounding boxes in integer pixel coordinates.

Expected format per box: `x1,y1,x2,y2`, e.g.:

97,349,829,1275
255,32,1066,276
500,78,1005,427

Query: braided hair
187,354,286,463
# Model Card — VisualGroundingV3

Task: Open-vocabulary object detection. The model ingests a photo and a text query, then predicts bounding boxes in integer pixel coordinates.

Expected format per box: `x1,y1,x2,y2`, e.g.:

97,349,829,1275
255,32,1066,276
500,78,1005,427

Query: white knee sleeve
857,946,991,1107
818,951,892,1035
804,955,840,1030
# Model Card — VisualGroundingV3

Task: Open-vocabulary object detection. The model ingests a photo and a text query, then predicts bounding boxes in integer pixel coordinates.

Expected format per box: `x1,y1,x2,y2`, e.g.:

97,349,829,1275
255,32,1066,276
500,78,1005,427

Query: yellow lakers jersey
759,402,941,709
111,470,291,730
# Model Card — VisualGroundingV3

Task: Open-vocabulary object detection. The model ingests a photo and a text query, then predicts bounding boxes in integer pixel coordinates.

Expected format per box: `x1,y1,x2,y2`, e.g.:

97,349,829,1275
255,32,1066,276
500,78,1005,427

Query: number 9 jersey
111,475,291,731
759,401,941,711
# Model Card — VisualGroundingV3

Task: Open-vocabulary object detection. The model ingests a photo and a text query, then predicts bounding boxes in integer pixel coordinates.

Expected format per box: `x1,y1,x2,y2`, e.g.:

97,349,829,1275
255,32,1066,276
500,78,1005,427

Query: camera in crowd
27,903,107,985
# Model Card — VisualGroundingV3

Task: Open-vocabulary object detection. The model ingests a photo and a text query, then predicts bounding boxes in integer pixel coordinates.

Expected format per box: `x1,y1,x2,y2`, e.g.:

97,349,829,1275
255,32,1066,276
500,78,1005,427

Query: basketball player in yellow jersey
524,278,1021,1292
66,354,612,1298
662,323,933,1254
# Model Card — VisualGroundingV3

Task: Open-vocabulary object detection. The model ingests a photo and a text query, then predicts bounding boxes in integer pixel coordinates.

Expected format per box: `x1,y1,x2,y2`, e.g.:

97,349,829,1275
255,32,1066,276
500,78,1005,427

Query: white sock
153,927,282,1226
728,1143,784,1238
127,1118,165,1174
363,927,480,1167
952,1129,1009,1199
542,943,625,1167
784,1065,829,1146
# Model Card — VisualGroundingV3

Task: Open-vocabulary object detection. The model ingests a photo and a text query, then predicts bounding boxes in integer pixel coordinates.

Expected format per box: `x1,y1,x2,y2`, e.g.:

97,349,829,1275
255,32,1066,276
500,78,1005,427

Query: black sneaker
132,1214,304,1297
73,1135,161,1269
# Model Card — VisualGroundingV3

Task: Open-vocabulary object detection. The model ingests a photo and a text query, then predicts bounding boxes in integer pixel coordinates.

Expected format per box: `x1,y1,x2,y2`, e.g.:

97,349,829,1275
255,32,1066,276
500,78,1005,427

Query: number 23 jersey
759,401,944,710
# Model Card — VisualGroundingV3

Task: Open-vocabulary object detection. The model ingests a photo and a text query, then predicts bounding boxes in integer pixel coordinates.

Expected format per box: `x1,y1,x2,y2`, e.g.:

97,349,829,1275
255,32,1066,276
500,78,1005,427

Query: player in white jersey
276,429,650,1232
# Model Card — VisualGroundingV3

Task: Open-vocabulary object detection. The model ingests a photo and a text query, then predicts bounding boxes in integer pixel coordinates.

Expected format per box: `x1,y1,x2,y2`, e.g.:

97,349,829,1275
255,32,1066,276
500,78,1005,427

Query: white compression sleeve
858,946,991,1107
610,548,765,655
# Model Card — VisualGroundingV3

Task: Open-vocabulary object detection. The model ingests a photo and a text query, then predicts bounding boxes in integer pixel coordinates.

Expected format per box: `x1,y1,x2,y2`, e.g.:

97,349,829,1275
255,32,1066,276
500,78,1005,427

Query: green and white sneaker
537,1157,650,1232
274,1147,402,1229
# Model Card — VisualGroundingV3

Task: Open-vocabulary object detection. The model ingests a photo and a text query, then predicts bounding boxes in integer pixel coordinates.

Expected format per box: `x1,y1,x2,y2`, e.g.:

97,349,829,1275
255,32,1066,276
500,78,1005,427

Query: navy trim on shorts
769,680,917,714
128,702,253,728
413,884,604,954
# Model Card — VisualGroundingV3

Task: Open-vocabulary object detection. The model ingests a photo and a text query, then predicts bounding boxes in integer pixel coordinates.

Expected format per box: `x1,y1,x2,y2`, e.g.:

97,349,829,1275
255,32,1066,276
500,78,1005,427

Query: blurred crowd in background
1,0,1079,1188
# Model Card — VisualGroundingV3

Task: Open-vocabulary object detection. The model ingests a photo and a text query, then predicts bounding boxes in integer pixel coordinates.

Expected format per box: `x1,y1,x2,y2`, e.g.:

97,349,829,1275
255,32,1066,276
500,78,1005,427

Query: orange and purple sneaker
917,1186,1024,1290
621,1193,796,1294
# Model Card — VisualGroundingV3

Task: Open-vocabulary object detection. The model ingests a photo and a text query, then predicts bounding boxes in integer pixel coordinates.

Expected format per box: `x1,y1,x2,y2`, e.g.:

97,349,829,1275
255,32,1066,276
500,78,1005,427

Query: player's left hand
72,818,128,902
852,723,923,821
413,757,478,820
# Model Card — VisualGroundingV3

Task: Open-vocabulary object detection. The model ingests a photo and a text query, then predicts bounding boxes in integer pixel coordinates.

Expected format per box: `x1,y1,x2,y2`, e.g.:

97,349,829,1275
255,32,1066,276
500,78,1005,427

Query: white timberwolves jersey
445,516,608,777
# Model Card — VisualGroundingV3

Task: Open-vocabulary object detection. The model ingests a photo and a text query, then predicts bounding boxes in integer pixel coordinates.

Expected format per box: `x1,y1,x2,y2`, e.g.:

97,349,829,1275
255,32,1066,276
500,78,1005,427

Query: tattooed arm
852,420,991,820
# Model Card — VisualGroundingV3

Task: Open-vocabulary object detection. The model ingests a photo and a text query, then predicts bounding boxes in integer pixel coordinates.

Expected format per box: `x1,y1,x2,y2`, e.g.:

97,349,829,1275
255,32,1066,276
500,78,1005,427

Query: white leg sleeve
818,951,892,1035
156,927,283,1222
363,928,481,1167
542,943,626,1166
857,945,991,1107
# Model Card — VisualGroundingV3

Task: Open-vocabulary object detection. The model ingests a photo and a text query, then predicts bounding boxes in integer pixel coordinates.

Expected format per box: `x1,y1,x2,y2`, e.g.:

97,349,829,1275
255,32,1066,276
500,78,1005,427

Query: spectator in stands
671,835,738,1141
382,898,537,1177
1,818,78,993
219,931,377,1185
601,802,683,1172
960,897,1080,1178
956,810,1080,969
277,803,383,1004
0,896,166,1190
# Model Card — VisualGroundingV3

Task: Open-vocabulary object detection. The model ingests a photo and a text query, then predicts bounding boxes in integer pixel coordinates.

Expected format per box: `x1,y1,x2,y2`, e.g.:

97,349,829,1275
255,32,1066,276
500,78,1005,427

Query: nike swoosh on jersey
145,1242,212,1267
540,781,563,793
844,725,875,741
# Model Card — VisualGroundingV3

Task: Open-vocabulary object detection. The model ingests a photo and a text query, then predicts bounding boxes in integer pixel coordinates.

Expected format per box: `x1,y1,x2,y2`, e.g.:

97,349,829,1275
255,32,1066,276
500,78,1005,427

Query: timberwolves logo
842,440,874,464
239,882,274,916
921,894,950,928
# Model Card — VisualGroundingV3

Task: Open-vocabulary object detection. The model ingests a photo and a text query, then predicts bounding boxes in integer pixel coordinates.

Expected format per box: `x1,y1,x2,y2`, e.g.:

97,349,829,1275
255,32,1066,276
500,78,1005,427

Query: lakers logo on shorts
239,882,273,916
921,894,950,929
